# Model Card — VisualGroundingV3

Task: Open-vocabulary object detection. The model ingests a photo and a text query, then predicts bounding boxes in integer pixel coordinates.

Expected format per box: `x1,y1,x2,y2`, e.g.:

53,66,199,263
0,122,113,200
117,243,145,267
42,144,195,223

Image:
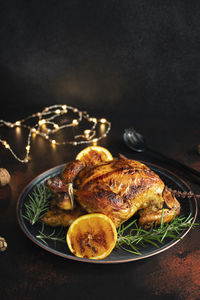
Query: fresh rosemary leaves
23,184,53,225
117,213,197,255
36,223,66,247
22,183,198,255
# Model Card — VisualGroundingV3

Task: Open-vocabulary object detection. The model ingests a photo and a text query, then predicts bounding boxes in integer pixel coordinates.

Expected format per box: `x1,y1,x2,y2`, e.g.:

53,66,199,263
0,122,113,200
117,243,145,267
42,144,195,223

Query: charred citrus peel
66,213,117,260
75,146,113,165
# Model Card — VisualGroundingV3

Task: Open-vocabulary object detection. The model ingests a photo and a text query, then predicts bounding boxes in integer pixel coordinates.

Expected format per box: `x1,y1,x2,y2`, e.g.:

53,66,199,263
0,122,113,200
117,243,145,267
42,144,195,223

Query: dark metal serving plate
17,162,198,264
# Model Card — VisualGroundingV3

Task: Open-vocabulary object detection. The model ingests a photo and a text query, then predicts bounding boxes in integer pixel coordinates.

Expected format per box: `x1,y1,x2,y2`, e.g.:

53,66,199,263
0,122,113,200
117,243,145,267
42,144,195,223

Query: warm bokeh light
0,104,111,163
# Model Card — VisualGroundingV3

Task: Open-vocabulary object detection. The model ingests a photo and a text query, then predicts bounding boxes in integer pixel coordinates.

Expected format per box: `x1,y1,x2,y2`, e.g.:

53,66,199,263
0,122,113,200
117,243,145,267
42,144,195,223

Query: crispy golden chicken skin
40,204,85,227
74,158,176,227
43,156,180,228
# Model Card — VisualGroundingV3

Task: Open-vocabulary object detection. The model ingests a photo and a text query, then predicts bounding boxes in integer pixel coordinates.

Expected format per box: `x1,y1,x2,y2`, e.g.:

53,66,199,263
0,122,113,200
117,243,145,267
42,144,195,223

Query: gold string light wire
0,104,111,163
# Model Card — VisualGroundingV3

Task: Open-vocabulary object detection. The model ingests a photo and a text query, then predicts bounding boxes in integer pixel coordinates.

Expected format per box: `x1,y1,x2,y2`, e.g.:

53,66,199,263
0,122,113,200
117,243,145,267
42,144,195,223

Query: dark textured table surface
0,1,200,300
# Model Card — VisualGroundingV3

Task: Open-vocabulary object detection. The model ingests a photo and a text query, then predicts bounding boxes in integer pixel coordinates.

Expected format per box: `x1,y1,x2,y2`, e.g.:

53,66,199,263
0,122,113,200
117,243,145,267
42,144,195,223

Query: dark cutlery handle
147,147,200,178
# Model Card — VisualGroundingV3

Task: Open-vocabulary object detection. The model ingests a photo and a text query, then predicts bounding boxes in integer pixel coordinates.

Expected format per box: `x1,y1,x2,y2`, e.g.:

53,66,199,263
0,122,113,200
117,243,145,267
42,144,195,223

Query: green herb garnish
23,184,52,225
36,223,66,247
22,183,198,256
117,213,197,255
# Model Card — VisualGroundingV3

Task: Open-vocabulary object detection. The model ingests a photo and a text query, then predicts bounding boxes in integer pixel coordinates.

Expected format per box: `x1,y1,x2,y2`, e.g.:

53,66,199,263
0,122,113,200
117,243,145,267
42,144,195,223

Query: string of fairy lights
0,104,111,163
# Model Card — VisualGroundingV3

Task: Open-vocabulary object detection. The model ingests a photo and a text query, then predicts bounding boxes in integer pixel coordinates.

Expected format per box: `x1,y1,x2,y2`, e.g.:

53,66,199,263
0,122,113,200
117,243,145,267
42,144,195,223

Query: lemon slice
76,146,113,165
66,213,117,260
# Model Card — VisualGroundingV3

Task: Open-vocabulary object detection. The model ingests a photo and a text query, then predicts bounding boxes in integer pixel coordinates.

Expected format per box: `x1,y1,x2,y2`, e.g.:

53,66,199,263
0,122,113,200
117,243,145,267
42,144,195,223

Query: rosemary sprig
23,184,53,225
117,213,198,255
36,223,66,247
167,187,200,199
22,182,199,256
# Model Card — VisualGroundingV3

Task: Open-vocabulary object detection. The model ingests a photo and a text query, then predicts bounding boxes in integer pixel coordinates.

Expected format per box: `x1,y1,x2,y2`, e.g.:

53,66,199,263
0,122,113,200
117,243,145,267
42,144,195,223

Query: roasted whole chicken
41,155,180,228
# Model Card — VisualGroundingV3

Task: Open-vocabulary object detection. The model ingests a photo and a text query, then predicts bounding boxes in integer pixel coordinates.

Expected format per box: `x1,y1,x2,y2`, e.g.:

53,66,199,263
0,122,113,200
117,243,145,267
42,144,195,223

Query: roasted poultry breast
42,155,180,228
73,157,180,228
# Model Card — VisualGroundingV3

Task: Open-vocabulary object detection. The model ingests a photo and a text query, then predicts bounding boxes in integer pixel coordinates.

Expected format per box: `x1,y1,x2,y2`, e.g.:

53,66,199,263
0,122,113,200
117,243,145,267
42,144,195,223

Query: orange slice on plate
66,213,117,260
76,146,113,165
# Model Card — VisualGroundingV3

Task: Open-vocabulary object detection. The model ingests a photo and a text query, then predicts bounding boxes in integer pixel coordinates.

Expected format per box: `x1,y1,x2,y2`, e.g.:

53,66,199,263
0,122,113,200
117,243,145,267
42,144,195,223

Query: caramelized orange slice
66,213,117,259
76,146,113,165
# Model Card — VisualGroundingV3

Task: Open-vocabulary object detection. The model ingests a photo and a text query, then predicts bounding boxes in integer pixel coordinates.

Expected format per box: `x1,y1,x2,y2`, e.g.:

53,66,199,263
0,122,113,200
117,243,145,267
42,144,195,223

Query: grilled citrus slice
76,146,113,165
66,213,117,259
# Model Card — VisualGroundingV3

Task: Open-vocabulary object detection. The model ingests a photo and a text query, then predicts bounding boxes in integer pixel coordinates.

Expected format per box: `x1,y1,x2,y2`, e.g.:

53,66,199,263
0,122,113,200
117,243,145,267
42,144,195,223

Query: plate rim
16,162,198,264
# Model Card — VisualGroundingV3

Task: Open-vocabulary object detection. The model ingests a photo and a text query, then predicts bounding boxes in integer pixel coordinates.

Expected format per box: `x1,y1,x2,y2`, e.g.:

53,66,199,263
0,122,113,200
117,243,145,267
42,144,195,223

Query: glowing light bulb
26,145,30,151
39,119,46,125
100,118,107,124
1,140,7,146
84,129,91,139
100,118,106,134
54,124,59,129
15,121,21,126
92,138,98,146
72,119,79,126
51,140,56,144
55,109,61,115
89,117,97,123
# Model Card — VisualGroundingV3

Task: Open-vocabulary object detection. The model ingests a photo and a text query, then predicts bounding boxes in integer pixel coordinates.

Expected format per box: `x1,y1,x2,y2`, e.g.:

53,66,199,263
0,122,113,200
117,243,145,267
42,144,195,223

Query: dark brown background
0,1,200,300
